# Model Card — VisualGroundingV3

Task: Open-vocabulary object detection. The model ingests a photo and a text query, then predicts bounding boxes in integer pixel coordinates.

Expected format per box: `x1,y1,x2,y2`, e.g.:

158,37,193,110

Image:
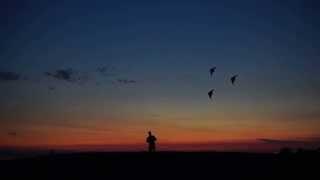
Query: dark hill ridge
1,151,319,179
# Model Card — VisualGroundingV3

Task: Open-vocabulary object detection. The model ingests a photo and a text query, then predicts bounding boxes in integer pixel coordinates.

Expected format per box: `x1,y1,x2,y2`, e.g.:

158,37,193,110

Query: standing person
146,131,157,152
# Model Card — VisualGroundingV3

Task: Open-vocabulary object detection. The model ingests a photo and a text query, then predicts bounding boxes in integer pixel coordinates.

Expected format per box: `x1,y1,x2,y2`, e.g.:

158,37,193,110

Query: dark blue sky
1,0,320,148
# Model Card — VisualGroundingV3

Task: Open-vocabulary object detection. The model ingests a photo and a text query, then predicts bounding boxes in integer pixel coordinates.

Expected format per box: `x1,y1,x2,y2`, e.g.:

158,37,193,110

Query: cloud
96,65,116,77
305,137,320,142
258,138,320,150
0,72,20,82
258,138,305,144
45,69,74,82
45,68,90,84
116,79,137,84
7,132,17,137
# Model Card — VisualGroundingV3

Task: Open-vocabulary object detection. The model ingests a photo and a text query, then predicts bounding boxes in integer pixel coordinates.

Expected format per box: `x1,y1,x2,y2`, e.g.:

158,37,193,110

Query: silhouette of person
146,131,157,152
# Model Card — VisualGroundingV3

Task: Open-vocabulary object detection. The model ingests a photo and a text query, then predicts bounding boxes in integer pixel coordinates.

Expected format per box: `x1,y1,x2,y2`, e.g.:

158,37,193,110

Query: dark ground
1,151,319,179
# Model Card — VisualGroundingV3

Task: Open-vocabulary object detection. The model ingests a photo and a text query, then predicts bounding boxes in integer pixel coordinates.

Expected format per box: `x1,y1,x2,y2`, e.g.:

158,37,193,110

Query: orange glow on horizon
1,113,320,152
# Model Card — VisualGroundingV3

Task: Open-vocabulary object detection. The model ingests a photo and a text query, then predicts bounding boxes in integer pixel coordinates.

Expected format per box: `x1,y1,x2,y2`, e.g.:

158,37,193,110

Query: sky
1,0,320,152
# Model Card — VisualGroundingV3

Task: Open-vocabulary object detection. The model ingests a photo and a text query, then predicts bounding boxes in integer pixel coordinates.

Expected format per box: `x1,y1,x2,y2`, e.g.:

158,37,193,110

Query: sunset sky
1,0,320,152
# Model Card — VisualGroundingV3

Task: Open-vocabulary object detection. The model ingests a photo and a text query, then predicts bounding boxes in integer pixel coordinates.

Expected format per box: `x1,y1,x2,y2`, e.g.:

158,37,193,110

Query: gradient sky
1,0,320,152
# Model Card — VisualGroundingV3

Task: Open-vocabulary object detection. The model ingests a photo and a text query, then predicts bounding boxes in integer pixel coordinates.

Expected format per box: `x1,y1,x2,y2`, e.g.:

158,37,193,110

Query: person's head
148,131,152,136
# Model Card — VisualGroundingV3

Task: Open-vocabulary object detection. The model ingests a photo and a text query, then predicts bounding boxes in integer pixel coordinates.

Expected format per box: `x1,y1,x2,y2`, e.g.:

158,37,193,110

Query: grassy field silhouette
2,151,319,179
